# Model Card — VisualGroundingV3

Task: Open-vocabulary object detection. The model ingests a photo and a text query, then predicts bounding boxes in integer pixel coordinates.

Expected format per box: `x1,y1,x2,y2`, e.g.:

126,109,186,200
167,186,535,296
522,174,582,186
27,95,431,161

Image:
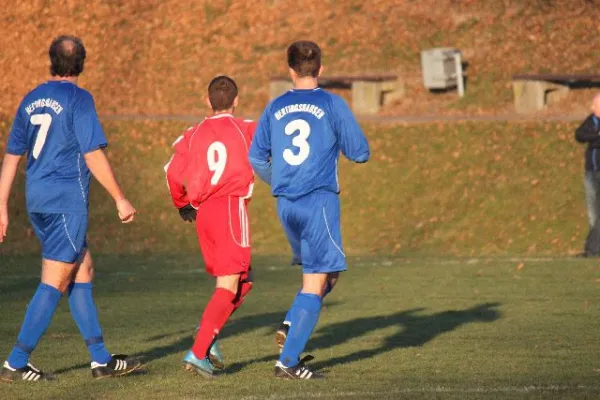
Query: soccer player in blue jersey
0,36,142,382
249,41,370,379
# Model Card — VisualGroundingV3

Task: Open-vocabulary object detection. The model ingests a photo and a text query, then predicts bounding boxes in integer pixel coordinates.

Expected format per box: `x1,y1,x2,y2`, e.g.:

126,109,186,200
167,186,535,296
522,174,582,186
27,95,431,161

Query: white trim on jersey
188,121,205,151
242,183,254,199
172,135,184,147
335,158,339,193
77,153,86,202
227,118,249,151
322,207,345,257
207,113,234,120
163,154,175,193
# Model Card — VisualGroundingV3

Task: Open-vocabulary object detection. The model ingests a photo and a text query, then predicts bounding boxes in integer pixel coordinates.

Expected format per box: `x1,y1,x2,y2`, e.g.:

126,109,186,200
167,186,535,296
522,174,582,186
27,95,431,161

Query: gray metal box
421,47,461,89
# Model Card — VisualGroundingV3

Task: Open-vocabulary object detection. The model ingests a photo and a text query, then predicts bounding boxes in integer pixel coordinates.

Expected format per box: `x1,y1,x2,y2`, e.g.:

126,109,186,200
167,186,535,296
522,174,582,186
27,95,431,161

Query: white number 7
30,113,52,159
207,141,227,185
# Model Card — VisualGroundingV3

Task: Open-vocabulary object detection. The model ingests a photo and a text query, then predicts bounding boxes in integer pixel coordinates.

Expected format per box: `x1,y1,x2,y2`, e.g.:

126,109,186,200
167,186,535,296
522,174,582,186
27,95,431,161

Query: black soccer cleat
91,354,142,379
275,322,290,353
0,361,56,382
274,355,324,380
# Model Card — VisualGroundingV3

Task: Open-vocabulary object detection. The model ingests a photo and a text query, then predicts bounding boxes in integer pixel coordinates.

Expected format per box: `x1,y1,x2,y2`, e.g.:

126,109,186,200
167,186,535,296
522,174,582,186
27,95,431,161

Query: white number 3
207,141,227,185
283,119,311,166
31,113,52,159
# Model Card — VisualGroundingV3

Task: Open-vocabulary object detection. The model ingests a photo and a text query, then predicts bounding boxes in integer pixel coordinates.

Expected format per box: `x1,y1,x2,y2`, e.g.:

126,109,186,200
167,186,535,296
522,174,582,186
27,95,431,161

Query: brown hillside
0,0,598,118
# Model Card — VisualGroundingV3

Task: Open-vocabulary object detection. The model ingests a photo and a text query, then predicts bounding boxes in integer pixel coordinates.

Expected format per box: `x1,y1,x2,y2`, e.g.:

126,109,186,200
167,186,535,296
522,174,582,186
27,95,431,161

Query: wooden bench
269,74,404,115
512,74,600,113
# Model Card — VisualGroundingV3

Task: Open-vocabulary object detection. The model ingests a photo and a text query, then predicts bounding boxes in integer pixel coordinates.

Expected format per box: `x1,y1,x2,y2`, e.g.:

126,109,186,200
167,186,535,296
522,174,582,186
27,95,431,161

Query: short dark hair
208,76,238,111
287,41,321,78
49,35,86,77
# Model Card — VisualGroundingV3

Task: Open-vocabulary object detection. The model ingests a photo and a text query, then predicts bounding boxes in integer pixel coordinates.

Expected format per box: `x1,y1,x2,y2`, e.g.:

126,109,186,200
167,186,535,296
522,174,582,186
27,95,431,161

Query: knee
216,274,242,294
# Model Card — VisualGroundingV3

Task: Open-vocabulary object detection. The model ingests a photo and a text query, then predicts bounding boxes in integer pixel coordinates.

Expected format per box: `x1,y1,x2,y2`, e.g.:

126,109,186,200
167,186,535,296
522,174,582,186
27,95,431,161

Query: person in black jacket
575,94,600,257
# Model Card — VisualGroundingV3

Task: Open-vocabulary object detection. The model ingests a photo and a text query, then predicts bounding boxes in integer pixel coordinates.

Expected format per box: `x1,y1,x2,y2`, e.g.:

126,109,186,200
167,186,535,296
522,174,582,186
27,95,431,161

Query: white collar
207,113,234,120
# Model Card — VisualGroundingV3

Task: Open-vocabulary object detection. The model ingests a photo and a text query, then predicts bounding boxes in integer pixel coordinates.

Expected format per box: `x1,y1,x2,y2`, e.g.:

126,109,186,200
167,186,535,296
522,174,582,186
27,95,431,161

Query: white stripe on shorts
62,214,78,252
322,207,345,257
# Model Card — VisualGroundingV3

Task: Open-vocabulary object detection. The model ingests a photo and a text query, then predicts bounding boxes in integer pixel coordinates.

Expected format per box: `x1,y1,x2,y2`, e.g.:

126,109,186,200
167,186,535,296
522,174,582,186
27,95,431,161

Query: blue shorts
277,191,346,274
29,213,88,263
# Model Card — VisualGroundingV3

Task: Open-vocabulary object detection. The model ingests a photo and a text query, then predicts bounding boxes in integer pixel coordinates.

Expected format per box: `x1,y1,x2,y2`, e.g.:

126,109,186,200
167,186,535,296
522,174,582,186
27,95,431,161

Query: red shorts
196,196,251,278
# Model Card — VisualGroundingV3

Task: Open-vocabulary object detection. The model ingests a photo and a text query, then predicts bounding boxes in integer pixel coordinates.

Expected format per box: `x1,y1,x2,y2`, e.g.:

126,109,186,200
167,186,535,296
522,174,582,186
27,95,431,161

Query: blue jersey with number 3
6,81,108,214
249,88,369,199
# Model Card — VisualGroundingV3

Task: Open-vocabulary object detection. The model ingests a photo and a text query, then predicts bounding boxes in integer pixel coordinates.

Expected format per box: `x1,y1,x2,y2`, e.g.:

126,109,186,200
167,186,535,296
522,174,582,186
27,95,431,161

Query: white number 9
283,119,311,166
207,141,227,185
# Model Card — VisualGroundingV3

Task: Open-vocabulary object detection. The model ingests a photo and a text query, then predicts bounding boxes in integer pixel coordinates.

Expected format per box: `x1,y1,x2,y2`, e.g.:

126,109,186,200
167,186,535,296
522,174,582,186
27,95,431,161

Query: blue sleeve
331,95,370,163
6,108,28,155
248,108,272,185
73,90,108,154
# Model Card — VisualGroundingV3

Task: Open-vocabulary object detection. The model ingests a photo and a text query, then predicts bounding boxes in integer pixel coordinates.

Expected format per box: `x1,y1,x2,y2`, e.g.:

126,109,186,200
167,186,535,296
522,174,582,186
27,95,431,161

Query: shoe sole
0,372,57,383
208,354,224,370
275,330,287,353
93,362,144,380
274,368,324,380
183,362,214,379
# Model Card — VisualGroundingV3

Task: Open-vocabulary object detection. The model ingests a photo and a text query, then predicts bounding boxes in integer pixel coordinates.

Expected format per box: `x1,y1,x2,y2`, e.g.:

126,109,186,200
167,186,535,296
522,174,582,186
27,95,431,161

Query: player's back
183,114,255,205
6,81,106,214
258,88,369,199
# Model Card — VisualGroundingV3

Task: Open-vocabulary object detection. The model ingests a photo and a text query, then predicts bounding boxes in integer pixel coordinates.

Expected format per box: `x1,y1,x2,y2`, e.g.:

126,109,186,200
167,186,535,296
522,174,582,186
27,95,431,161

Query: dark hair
208,76,238,111
287,41,321,78
49,35,86,77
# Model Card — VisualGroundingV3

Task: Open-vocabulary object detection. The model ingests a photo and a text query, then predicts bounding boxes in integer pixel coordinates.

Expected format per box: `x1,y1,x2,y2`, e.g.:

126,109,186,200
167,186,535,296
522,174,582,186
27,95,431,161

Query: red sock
233,280,253,311
192,288,236,359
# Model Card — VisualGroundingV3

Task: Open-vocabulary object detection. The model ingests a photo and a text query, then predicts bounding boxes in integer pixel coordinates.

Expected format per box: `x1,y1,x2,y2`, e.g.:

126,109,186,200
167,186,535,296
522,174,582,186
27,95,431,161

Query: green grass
1,119,587,257
0,254,599,399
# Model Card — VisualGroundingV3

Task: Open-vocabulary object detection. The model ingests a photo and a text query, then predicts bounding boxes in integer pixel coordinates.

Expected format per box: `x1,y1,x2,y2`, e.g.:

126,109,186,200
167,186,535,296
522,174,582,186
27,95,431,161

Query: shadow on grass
222,302,502,375
54,302,500,375
53,304,324,375
309,302,502,370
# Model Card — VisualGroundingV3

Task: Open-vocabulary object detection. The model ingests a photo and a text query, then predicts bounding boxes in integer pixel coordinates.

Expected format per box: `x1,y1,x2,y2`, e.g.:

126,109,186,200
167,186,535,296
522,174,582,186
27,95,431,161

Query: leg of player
68,249,142,379
275,273,327,380
0,259,77,382
192,272,253,369
184,274,240,378
210,272,253,368
232,271,254,312
277,271,338,352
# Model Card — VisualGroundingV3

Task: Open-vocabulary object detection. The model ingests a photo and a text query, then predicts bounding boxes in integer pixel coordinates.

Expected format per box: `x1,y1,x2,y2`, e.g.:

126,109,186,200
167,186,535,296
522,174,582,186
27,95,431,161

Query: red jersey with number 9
165,113,256,209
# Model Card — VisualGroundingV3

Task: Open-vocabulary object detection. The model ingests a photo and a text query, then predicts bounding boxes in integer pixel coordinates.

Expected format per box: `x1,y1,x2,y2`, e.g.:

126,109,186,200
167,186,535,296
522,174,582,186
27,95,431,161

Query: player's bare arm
0,154,22,242
84,148,136,223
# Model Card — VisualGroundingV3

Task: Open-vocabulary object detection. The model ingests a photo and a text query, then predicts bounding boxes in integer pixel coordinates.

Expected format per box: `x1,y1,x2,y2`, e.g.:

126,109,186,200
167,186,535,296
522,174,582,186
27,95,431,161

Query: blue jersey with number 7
6,81,108,214
249,88,370,199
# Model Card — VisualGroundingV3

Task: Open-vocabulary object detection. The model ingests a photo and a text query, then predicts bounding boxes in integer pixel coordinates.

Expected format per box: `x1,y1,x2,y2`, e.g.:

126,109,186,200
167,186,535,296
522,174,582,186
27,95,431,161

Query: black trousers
584,170,600,255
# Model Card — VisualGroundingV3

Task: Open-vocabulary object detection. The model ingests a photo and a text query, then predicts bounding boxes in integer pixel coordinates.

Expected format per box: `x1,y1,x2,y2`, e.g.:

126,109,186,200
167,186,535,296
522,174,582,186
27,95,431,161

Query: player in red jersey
165,76,255,378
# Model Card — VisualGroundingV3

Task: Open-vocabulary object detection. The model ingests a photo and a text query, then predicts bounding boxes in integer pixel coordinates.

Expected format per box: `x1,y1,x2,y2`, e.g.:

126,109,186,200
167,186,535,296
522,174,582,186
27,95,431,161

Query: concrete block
513,80,570,113
352,81,383,115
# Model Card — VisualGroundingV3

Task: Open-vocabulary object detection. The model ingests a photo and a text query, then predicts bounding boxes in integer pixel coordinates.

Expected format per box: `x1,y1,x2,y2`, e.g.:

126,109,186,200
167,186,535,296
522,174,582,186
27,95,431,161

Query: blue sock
284,282,332,324
7,283,62,369
279,292,322,368
68,283,112,364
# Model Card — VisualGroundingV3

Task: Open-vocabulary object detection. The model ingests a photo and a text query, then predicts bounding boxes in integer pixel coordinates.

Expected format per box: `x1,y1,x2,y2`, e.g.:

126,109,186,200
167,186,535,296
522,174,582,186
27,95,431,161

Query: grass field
1,120,599,398
0,254,599,399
